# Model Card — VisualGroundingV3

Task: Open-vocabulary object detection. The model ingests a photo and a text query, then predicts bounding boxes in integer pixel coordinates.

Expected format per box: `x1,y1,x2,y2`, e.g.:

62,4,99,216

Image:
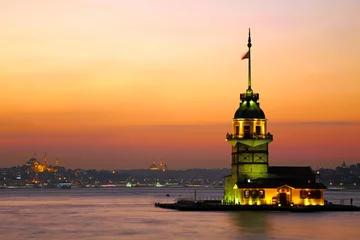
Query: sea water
0,188,359,240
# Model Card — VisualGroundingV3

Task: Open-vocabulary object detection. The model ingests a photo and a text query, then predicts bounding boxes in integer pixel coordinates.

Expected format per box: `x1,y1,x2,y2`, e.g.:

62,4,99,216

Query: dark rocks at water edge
154,201,360,212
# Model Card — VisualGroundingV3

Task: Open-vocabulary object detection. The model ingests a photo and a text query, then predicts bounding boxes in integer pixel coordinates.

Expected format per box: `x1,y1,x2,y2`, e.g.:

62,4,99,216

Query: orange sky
1,0,360,169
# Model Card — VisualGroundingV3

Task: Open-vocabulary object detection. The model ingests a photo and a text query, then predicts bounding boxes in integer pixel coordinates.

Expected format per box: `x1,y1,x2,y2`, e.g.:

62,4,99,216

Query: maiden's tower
224,29,326,206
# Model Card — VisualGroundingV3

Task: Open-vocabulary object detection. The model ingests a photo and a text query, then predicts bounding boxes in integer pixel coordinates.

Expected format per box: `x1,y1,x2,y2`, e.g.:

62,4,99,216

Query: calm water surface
0,188,359,240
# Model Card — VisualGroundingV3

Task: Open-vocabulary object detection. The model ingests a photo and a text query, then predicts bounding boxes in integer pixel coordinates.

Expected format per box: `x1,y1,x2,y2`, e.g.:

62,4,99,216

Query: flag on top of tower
241,50,249,60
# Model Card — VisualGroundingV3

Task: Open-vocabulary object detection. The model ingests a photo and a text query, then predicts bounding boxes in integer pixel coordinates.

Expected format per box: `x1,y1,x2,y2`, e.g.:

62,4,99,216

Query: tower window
235,126,239,135
256,126,261,135
244,126,250,138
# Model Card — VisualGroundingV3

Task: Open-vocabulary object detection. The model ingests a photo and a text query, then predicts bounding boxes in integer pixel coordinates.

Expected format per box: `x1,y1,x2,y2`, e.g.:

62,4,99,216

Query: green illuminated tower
225,29,273,200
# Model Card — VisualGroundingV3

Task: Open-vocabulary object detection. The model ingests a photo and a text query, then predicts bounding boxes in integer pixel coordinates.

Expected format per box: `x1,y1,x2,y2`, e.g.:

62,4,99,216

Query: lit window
251,190,258,198
244,190,250,198
312,190,321,199
300,190,321,199
259,190,265,198
300,189,307,199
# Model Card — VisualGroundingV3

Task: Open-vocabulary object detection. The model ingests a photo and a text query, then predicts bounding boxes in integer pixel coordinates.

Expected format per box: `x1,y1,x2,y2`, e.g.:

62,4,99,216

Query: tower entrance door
277,185,293,206
279,193,287,205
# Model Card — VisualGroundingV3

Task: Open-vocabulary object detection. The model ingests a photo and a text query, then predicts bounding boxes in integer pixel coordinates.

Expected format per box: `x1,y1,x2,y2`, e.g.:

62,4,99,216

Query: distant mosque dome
25,157,39,167
149,161,159,171
22,153,58,173
149,160,168,171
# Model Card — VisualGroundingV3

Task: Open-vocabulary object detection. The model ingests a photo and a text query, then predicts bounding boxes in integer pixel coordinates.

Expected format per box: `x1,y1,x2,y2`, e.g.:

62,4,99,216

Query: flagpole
247,28,252,91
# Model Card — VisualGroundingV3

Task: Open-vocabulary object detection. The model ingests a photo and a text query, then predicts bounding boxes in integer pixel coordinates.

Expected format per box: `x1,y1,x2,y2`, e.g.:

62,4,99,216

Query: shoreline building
224,29,326,206
24,152,58,174
24,152,58,183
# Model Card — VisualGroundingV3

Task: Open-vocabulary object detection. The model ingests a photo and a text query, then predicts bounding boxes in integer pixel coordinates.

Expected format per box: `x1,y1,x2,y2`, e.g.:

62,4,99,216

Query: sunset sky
1,0,360,169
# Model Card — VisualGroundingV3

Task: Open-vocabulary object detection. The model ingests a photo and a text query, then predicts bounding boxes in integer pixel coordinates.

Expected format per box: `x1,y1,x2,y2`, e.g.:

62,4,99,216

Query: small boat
57,182,71,189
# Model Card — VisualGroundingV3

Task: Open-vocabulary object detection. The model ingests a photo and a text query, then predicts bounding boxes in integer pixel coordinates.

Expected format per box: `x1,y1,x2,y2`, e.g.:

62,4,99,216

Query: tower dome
234,96,265,119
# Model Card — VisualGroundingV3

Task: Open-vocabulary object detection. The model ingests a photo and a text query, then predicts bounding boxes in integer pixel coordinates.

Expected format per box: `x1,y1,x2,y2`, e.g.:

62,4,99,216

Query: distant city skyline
1,1,360,169
2,121,359,170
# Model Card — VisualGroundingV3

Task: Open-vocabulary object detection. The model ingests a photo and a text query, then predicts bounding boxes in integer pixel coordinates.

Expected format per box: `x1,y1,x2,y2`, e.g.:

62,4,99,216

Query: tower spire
247,28,252,91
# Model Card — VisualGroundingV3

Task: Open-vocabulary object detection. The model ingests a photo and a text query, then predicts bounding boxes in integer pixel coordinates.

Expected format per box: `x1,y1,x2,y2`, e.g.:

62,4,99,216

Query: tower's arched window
259,189,265,198
251,190,258,198
256,126,261,135
244,190,250,198
244,126,250,138
300,189,307,199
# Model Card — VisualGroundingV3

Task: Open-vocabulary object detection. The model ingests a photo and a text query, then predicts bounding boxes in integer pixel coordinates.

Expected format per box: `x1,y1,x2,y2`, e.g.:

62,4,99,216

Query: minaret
44,152,48,167
159,159,163,170
226,29,273,186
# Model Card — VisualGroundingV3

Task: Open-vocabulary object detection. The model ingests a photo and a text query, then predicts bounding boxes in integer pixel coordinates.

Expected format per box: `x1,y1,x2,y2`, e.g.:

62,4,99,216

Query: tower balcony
226,133,273,147
226,133,273,141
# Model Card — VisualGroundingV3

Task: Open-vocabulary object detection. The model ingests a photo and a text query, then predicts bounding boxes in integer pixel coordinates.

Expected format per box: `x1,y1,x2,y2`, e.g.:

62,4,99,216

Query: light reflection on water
229,211,360,240
0,188,359,240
